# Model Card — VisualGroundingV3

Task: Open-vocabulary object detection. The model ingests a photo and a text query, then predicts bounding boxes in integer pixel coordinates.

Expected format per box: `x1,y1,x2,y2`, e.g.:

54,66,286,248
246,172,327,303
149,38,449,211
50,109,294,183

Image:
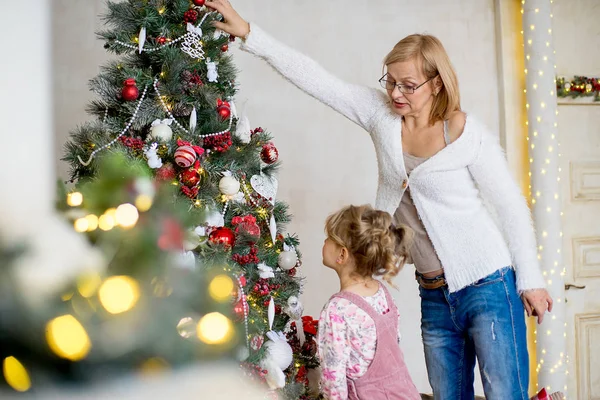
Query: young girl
318,205,420,400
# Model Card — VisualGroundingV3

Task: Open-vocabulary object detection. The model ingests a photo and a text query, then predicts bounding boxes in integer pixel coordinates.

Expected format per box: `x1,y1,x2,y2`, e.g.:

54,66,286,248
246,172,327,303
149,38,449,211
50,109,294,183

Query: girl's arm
318,300,351,400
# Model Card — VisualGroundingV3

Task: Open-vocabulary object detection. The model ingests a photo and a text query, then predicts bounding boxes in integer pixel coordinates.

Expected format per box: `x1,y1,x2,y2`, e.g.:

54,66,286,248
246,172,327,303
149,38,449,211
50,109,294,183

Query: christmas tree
61,0,318,398
1,153,243,394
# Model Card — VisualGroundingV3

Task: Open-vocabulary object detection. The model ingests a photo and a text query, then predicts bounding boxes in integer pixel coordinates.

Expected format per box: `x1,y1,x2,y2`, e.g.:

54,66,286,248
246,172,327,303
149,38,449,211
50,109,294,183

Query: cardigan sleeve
241,23,384,132
468,121,546,293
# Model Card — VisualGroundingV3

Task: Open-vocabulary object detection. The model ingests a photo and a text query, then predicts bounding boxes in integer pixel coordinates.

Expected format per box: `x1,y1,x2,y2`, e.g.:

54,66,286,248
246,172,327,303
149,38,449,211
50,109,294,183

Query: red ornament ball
233,299,246,321
180,169,200,187
174,145,197,168
192,0,205,5
221,44,229,52
156,36,167,45
217,104,231,120
208,227,236,249
156,163,176,181
287,267,297,277
260,142,279,164
121,78,139,101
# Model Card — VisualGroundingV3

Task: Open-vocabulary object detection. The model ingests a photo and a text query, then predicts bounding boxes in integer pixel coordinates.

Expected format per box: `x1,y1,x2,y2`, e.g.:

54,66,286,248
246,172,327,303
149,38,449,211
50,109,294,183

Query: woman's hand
206,0,250,39
521,289,553,324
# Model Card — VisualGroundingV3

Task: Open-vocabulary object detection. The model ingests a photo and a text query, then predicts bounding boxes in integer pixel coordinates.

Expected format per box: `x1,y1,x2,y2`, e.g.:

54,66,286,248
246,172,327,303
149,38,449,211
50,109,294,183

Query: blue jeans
419,267,529,400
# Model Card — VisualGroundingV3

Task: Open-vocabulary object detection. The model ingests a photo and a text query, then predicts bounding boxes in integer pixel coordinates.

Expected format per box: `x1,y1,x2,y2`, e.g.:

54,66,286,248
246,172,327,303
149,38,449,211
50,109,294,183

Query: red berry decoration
174,145,197,168
192,0,205,5
203,131,232,153
119,136,144,150
251,127,264,137
183,9,198,24
121,78,139,101
260,142,279,164
221,44,229,52
216,99,231,120
156,36,167,45
208,227,236,249
180,169,200,187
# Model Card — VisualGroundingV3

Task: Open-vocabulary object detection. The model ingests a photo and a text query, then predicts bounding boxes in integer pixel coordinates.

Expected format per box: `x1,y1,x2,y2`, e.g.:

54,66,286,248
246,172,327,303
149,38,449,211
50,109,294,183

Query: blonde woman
206,1,553,398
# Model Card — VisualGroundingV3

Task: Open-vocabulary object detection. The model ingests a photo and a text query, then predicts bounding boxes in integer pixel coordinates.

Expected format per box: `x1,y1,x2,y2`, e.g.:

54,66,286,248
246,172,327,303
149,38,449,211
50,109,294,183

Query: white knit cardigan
241,24,545,293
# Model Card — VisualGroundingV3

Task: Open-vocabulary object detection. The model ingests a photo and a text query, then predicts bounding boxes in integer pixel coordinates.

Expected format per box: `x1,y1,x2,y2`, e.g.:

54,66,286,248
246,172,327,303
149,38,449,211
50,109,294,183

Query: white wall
53,1,501,394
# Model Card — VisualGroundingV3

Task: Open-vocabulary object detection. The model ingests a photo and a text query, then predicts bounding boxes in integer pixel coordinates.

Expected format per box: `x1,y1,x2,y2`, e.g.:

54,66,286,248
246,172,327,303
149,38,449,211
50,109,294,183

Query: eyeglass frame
378,73,438,94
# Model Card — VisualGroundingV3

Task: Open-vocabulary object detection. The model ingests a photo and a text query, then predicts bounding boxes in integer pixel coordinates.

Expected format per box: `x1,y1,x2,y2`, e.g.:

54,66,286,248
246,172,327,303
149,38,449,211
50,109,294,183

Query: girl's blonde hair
325,205,412,284
383,34,461,125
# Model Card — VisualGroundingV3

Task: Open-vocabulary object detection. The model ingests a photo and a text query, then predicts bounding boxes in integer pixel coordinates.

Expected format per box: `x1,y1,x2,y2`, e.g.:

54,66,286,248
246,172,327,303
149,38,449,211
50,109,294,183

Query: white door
553,1,600,399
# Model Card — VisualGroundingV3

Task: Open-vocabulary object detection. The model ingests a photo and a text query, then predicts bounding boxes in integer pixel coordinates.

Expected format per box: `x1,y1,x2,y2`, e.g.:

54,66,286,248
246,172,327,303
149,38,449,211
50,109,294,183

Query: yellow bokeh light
77,273,102,298
74,218,89,233
3,357,31,392
135,195,153,212
98,214,115,231
46,315,91,361
208,275,234,302
85,214,99,231
67,192,83,207
115,203,139,228
139,357,169,375
98,276,140,314
197,312,234,345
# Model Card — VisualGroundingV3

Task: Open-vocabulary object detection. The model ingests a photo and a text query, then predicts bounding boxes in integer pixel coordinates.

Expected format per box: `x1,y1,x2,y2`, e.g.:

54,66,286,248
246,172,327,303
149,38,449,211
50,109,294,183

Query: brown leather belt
416,272,447,289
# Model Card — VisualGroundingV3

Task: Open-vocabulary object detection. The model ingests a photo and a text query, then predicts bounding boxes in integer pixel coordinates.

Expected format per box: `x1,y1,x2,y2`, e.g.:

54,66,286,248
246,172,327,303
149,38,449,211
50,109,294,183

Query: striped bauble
174,145,197,168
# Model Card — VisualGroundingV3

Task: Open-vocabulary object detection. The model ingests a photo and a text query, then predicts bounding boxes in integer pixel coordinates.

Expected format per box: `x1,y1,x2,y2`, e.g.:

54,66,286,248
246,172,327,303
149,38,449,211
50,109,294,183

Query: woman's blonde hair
325,205,412,284
384,34,461,125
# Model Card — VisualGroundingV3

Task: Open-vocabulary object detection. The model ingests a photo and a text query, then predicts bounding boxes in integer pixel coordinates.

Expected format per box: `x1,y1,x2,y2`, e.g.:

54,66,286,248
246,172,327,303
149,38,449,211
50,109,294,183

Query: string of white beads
113,33,190,53
241,179,258,207
235,275,250,348
78,84,149,166
153,78,190,134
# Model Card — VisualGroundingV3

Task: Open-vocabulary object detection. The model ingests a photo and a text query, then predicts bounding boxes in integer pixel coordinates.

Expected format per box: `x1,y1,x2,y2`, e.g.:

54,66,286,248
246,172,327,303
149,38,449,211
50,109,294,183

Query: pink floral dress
317,285,403,399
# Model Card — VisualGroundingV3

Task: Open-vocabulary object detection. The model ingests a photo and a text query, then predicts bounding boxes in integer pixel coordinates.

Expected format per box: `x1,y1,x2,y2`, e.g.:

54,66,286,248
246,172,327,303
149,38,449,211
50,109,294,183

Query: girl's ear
337,247,349,264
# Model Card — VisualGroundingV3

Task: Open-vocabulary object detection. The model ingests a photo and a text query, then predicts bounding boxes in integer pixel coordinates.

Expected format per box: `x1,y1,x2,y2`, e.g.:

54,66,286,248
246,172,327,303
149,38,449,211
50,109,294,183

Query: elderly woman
206,1,553,398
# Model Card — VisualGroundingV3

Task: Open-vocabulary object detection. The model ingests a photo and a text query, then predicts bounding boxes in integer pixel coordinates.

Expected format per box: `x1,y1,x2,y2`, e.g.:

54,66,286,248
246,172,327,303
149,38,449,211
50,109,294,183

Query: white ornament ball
150,123,173,142
183,229,200,251
219,176,240,196
278,251,297,271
